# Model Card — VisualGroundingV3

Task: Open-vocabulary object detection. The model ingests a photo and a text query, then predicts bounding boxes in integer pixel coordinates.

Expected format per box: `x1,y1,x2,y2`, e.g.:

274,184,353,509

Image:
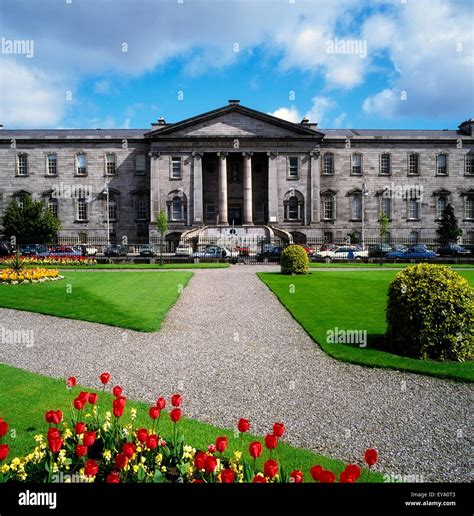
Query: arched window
380,196,391,219
284,191,304,221
436,195,448,220
48,198,59,218
167,191,187,222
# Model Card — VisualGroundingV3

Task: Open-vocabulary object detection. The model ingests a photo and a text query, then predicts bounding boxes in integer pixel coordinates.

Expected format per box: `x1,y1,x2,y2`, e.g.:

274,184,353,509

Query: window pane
351,195,362,220
18,155,28,175
48,199,58,217
77,199,87,220
171,157,181,178
47,154,57,175
466,198,474,219
106,154,116,175
409,154,419,175
380,154,390,175
288,157,298,177
323,197,334,219
381,197,391,218
108,199,117,220
323,154,334,174
76,154,87,175
466,154,474,175
136,154,146,173
352,154,361,175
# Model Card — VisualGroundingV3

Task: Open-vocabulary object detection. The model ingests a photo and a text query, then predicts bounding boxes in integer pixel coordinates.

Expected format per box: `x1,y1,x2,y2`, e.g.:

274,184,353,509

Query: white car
317,246,368,261
175,244,193,257
73,244,98,256
192,245,238,259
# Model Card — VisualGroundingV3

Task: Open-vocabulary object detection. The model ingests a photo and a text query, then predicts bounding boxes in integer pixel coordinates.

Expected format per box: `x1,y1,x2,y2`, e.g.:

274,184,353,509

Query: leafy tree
1,195,61,245
378,212,390,243
156,210,168,264
436,204,461,245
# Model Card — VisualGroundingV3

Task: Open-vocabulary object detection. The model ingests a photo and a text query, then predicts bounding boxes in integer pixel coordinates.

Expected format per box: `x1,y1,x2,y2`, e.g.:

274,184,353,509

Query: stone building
0,100,473,246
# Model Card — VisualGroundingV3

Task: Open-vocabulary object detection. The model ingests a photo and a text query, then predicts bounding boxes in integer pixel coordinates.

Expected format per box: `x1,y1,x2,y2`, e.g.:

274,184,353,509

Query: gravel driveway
0,266,472,482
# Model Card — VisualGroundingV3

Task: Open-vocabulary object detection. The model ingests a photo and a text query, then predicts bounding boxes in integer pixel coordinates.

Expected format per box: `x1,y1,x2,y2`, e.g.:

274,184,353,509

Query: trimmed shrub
385,264,473,361
280,245,309,275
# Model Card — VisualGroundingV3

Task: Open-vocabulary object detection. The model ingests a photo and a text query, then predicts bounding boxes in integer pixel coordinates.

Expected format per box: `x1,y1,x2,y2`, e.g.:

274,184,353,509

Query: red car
237,246,250,257
297,244,314,256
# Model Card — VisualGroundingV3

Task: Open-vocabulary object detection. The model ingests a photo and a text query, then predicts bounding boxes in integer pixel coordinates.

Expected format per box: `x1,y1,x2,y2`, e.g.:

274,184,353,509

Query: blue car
386,245,437,260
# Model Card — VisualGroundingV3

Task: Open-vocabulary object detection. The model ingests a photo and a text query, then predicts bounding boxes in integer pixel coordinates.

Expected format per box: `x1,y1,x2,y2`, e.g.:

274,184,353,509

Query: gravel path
1,266,472,482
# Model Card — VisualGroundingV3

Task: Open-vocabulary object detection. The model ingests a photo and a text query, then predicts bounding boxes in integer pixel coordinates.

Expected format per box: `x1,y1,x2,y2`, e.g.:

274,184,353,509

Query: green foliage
280,244,309,275
346,232,361,244
1,195,61,244
378,212,390,241
436,204,462,245
156,210,168,235
385,264,473,361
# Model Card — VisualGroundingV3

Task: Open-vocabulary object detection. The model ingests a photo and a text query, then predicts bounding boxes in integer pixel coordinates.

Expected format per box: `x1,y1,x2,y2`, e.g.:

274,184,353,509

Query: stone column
149,151,161,222
310,150,321,223
243,152,253,225
267,152,278,224
217,152,228,225
192,152,203,225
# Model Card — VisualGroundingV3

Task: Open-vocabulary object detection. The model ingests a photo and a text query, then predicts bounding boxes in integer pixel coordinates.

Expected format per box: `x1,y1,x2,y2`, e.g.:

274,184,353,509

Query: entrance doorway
228,207,242,225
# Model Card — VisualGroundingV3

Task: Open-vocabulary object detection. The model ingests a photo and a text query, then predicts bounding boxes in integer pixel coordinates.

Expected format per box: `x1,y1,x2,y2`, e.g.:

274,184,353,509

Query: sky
0,0,473,130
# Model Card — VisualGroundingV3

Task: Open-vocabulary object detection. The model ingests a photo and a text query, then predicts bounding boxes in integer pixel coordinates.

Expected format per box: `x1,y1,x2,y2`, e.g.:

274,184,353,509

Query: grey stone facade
0,101,473,244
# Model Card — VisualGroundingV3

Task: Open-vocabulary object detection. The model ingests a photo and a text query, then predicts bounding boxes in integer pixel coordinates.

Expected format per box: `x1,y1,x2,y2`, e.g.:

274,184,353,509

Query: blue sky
0,0,472,130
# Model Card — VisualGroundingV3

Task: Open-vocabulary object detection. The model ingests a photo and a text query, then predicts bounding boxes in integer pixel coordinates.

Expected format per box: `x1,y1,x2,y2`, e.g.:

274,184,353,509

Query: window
436,195,447,220
322,195,335,220
105,153,116,175
465,153,474,176
108,199,117,221
380,154,391,175
323,231,333,243
408,197,420,220
408,153,419,175
350,194,362,221
206,204,216,223
47,154,57,176
76,153,87,175
17,154,28,176
48,198,58,217
135,197,147,221
381,197,391,219
169,197,185,221
409,231,419,244
322,153,334,175
16,193,27,209
77,199,88,221
465,196,474,220
288,157,299,178
171,157,182,179
284,191,304,221
135,154,146,175
437,154,447,175
287,197,300,220
351,154,362,175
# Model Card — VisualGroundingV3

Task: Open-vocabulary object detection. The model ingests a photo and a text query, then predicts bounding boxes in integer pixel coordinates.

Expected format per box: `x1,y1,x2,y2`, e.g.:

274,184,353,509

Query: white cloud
305,97,335,125
269,106,301,123
333,112,348,128
363,88,398,118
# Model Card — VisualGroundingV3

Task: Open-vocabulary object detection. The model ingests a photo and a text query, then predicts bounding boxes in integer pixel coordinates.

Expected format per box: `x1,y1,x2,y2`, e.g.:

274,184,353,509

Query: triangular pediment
145,104,323,139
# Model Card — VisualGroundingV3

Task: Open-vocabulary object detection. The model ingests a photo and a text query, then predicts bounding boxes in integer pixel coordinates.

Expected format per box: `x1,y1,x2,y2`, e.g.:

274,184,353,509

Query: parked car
368,243,393,258
0,241,14,257
104,244,128,257
138,244,156,257
297,244,314,256
316,245,368,261
237,246,250,257
20,244,49,256
436,243,471,257
72,244,98,257
192,245,237,259
48,245,82,257
318,244,338,253
175,244,193,257
255,244,284,262
386,245,437,260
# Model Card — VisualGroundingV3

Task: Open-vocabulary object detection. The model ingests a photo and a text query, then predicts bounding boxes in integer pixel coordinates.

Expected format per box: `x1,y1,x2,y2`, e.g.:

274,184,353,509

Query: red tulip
100,373,111,385
48,437,63,454
156,397,166,410
264,434,278,450
0,421,8,437
340,470,356,483
263,459,278,479
204,455,218,474
47,428,61,441
84,459,99,477
112,397,126,417
194,451,207,470
171,394,182,407
115,453,128,470
146,434,158,449
170,408,182,423
365,448,378,467
310,465,322,481
0,444,9,461
249,441,262,459
122,442,136,458
272,422,285,438
88,393,98,405
344,464,361,481
215,437,227,453
237,418,250,433
319,470,336,483
149,406,160,420
207,444,216,454
75,444,88,458
220,468,235,483
67,376,77,389
74,397,85,411
106,471,121,483
136,428,148,443
83,431,96,447
290,470,303,483
253,475,267,483
75,422,86,435
112,386,123,397
160,440,167,447
78,392,89,403
45,410,63,424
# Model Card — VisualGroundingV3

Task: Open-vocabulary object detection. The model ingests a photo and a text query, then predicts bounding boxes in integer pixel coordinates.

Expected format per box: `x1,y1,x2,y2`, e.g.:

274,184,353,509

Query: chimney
300,117,309,125
458,118,474,136
158,117,166,125
228,99,240,105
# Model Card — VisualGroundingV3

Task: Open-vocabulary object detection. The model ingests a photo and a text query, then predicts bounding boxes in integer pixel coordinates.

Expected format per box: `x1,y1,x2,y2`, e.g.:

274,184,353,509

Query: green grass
0,271,192,332
258,271,474,383
310,262,474,269
0,364,383,482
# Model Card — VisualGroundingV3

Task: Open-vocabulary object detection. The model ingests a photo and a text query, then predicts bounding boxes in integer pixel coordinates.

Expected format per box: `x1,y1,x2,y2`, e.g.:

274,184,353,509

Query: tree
436,204,461,245
155,210,168,265
1,194,61,245
378,212,390,243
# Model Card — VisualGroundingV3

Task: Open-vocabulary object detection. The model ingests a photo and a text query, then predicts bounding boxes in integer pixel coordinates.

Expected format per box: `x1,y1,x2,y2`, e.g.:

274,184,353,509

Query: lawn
0,364,383,483
258,270,474,383
0,271,192,332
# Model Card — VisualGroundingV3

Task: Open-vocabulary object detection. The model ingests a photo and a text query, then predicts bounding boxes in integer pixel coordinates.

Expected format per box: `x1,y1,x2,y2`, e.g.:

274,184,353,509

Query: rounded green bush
385,264,473,361
280,244,309,275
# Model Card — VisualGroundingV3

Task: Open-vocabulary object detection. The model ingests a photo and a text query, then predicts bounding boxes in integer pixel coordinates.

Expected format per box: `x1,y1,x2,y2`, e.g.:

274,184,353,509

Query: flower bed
0,373,378,483
0,256,97,267
0,268,64,285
